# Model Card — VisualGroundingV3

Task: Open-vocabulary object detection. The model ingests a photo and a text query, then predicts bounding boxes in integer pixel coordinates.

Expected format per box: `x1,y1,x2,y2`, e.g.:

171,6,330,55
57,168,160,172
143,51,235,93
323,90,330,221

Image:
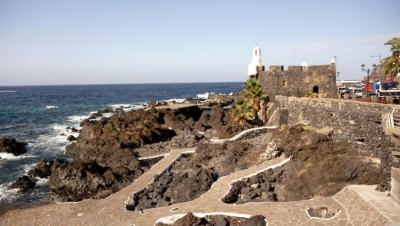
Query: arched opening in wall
313,86,319,94
255,50,258,56
282,80,286,87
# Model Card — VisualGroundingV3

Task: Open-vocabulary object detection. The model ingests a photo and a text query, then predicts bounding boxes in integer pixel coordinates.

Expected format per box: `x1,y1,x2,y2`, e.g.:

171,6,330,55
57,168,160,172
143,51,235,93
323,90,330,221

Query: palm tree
242,78,267,118
230,98,254,126
382,37,400,76
385,37,400,53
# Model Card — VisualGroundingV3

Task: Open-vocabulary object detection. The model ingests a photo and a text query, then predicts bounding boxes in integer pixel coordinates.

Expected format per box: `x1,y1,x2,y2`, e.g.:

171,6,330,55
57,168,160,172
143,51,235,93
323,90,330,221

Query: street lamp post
361,63,376,94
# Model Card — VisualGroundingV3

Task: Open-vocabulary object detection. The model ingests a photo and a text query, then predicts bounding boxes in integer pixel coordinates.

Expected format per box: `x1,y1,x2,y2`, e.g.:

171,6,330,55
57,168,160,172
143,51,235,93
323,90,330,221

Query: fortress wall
258,64,337,100
275,96,395,156
275,96,399,192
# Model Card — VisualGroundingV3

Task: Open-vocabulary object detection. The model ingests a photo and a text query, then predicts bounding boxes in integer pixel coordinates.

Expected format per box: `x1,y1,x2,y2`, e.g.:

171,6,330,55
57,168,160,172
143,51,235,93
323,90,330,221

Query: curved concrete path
1,127,400,225
210,126,277,143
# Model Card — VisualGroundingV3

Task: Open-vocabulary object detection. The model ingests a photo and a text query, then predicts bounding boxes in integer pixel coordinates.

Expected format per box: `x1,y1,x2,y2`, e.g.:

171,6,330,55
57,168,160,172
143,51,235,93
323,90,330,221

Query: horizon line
0,81,246,87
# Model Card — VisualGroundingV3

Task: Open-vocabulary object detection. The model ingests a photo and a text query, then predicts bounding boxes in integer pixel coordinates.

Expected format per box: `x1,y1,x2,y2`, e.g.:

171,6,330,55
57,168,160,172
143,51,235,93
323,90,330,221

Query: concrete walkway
1,127,400,225
210,126,277,143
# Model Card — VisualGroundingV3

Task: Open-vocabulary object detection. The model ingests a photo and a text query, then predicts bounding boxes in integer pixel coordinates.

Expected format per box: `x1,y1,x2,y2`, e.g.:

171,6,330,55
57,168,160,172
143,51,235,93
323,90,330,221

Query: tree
230,98,254,126
242,78,267,119
385,37,400,53
382,37,400,76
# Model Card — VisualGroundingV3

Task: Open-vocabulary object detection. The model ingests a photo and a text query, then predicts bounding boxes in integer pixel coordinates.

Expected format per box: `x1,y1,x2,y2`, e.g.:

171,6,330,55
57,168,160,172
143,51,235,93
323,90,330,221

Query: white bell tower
248,46,264,76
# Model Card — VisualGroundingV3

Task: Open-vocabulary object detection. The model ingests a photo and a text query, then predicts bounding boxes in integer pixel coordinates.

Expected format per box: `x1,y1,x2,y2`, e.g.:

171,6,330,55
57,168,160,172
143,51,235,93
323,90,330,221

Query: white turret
248,46,264,76
301,62,308,71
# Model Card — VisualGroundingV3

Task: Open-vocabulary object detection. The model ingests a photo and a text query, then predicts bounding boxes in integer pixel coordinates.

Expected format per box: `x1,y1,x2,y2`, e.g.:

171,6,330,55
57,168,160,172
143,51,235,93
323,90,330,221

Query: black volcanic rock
204,104,251,139
240,215,266,226
48,103,250,202
9,175,37,192
0,137,27,156
28,159,67,178
48,161,120,201
67,135,76,141
172,212,202,226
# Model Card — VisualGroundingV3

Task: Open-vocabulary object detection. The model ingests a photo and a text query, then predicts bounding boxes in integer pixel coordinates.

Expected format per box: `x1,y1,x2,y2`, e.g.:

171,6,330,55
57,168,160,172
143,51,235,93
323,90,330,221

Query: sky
0,0,399,86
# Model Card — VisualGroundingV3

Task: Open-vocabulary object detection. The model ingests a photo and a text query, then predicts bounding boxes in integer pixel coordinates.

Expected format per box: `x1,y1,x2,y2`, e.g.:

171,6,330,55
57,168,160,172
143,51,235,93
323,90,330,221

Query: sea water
0,82,242,202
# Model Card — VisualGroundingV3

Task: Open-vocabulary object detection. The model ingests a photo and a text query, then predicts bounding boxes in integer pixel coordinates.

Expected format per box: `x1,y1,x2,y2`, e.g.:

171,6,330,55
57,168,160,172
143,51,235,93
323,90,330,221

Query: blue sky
0,0,399,86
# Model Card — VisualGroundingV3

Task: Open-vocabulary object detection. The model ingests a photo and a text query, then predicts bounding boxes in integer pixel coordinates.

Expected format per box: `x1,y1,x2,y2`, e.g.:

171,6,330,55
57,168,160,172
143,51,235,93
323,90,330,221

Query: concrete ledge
391,167,400,204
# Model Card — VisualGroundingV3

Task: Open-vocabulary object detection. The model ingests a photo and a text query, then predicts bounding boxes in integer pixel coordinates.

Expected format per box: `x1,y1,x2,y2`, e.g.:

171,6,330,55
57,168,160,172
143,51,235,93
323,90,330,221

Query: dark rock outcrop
156,213,262,226
66,109,176,158
202,104,251,139
223,125,380,203
240,215,266,226
172,212,203,226
273,125,380,201
129,141,259,211
8,176,37,192
45,103,251,202
0,138,27,156
222,167,281,204
28,159,67,178
48,161,121,201
67,135,76,141
45,156,163,202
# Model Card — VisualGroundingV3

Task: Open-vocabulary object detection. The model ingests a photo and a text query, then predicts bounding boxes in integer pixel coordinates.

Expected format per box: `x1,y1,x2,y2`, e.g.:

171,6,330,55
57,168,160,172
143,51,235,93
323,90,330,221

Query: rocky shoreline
4,94,247,202
2,93,382,207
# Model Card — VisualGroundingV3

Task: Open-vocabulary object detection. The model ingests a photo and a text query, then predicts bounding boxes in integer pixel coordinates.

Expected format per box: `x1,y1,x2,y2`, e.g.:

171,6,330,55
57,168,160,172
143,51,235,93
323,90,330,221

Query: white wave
52,124,66,131
109,104,144,112
23,163,36,174
46,105,58,109
52,124,80,132
67,115,88,123
35,177,49,186
0,90,16,93
28,133,70,154
164,98,185,103
102,112,113,118
0,184,19,202
0,152,22,160
196,92,210,99
26,123,80,155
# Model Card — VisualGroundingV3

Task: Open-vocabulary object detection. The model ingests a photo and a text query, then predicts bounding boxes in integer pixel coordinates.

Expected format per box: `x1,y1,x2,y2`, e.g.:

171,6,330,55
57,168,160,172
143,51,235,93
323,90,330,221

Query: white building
248,46,264,76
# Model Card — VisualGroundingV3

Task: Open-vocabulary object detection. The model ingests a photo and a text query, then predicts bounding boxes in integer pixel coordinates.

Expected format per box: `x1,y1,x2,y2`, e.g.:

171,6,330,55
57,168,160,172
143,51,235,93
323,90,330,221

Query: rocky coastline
3,93,382,207
5,93,247,202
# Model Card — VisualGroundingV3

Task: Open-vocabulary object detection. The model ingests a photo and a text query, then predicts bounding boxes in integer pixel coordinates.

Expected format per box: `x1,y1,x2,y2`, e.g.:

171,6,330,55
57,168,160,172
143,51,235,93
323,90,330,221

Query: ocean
0,82,243,203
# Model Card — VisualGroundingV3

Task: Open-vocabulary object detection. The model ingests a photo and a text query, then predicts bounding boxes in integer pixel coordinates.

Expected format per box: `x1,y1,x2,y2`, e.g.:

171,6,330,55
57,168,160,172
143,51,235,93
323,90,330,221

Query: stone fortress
248,45,400,208
248,46,337,100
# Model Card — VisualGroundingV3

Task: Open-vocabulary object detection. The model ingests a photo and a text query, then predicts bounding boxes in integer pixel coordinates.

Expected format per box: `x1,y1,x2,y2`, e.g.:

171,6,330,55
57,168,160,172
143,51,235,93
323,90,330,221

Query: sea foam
46,105,58,109
196,92,211,99
109,103,144,112
67,115,88,123
0,184,19,202
0,153,22,160
164,98,185,103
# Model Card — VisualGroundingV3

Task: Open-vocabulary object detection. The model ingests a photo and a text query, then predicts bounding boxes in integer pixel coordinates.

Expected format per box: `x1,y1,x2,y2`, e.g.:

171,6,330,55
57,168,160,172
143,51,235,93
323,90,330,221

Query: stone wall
258,64,337,100
273,96,400,193
274,96,397,155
